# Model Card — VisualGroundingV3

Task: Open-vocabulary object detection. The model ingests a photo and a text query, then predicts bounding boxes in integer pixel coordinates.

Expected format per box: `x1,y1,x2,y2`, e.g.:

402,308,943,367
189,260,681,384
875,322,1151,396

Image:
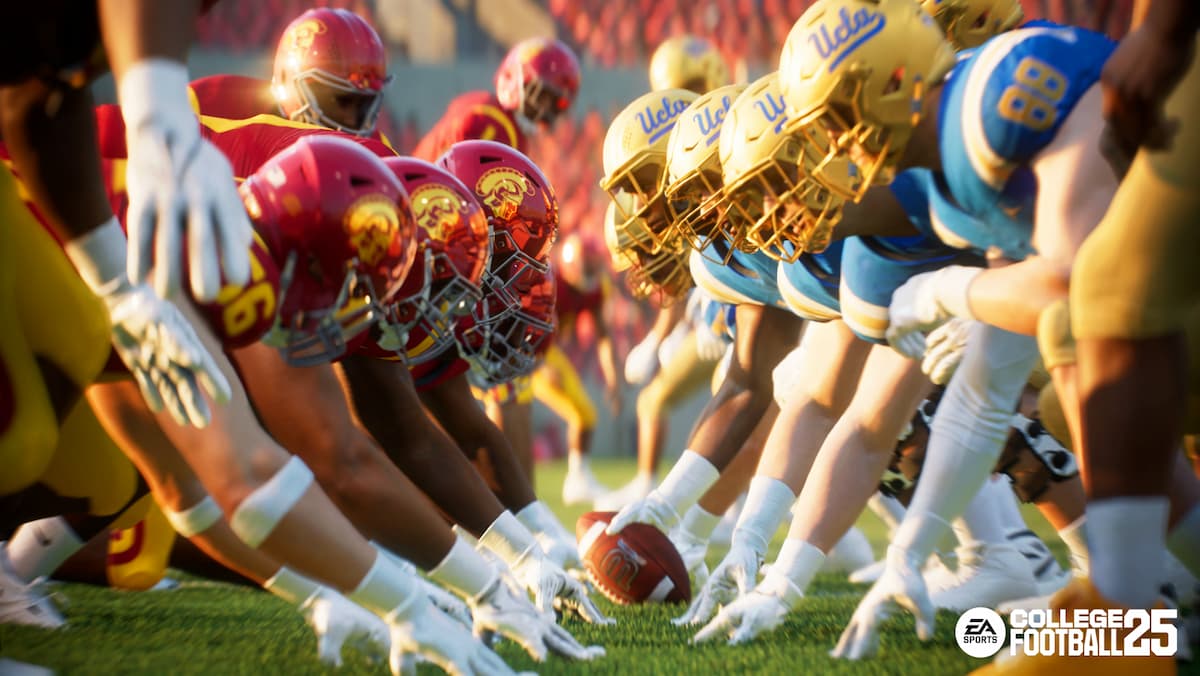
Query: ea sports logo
956,607,1006,658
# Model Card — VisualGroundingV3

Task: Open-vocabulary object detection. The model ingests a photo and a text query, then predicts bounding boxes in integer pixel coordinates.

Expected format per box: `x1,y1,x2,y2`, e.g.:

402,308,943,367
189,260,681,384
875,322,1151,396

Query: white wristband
657,450,720,514
349,551,423,620
163,496,223,538
515,501,561,537
427,535,500,602
934,266,982,321
478,510,539,568
63,217,129,297
678,505,722,542
758,538,825,608
731,476,796,556
118,59,193,130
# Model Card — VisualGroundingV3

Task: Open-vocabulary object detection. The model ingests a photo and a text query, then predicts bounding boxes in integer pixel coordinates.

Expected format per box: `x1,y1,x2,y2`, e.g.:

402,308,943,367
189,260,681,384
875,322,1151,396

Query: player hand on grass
674,541,760,626
65,220,231,428
119,59,254,302
831,546,935,660
480,512,614,626
471,575,607,662
886,267,981,362
390,594,517,676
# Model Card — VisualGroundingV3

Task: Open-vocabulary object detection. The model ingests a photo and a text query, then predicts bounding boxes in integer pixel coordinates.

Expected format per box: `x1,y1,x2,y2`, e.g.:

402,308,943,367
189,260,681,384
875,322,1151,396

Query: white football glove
624,332,661,385
694,325,730,363
298,588,390,667
607,451,719,536
886,266,982,362
65,220,230,428
674,541,759,627
921,318,974,386
480,512,612,625
667,523,710,594
516,501,584,573
119,59,253,301
470,576,607,662
692,588,793,646
831,546,935,660
389,594,516,676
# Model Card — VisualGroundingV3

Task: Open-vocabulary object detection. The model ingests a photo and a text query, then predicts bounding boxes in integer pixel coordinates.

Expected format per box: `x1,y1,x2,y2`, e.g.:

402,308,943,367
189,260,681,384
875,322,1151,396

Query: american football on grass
575,511,690,605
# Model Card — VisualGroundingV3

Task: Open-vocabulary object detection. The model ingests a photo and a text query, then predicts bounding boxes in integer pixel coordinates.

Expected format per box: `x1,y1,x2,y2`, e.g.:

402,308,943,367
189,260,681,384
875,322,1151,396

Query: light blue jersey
689,239,788,310
777,241,844,322
935,23,1115,258
841,171,985,344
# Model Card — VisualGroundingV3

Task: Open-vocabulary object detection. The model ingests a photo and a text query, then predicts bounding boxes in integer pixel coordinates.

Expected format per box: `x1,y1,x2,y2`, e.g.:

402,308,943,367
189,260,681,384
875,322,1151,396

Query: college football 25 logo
475,166,534,221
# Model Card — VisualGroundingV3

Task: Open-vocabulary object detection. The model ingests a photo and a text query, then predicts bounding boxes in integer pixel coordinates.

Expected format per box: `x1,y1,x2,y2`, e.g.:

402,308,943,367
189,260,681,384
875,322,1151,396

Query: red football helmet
240,135,416,366
459,263,557,386
379,156,491,364
437,140,558,331
272,8,392,136
495,37,581,126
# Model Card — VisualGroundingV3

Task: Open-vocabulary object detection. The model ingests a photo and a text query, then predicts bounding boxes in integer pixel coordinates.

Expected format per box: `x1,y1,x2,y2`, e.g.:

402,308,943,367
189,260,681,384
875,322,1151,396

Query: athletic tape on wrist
164,495,223,537
229,456,314,548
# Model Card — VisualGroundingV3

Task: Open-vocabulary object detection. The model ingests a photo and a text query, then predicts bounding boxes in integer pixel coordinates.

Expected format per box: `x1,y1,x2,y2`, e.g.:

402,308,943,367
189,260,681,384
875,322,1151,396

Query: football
575,511,691,605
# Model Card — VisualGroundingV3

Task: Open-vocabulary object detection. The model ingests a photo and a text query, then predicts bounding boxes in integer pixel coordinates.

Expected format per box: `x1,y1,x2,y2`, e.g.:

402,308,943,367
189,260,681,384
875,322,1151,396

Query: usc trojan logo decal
344,195,400,266
599,539,646,592
286,18,327,54
475,167,534,221
410,184,462,241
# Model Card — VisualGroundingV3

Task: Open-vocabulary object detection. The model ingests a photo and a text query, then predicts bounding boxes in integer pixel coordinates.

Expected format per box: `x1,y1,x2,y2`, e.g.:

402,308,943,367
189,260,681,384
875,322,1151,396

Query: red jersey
186,74,396,149
188,74,278,121
412,91,527,161
554,271,605,335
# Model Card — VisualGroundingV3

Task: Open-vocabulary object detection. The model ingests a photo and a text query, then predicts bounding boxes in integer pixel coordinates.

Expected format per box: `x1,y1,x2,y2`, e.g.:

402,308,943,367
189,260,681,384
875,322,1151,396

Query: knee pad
1037,299,1076,371
881,388,944,499
995,413,1079,503
230,456,314,548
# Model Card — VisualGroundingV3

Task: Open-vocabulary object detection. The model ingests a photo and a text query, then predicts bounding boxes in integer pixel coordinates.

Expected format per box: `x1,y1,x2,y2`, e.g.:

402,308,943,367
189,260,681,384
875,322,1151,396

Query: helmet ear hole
883,68,906,96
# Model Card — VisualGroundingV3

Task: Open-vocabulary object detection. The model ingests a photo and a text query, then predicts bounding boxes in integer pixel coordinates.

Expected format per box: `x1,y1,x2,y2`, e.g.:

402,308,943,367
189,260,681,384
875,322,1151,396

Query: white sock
263,566,322,606
1057,516,1089,572
992,477,1029,532
567,451,589,474
953,476,1012,547
1088,496,1168,609
1167,502,1200,578
6,517,85,582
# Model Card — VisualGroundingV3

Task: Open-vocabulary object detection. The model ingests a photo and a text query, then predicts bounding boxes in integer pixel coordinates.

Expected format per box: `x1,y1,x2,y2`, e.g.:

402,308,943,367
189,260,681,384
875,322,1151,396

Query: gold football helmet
920,0,1023,49
664,83,747,250
719,73,853,260
778,0,956,199
604,195,692,303
649,35,731,94
601,88,700,255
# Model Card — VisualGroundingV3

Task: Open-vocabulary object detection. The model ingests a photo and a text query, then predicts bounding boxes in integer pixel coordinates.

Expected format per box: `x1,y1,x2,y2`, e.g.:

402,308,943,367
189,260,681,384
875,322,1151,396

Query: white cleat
929,542,1039,612
300,589,390,667
848,559,886,585
1165,551,1198,607
562,465,609,507
821,527,876,575
0,548,64,629
1006,529,1070,597
594,475,654,512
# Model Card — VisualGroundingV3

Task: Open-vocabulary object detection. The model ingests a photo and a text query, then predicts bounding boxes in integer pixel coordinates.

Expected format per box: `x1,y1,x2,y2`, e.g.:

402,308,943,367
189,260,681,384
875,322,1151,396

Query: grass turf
0,457,1194,675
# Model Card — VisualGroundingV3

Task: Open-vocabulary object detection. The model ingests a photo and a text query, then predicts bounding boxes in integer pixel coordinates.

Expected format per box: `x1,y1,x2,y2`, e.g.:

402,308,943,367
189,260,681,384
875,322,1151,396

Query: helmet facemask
601,154,673,255
282,68,392,137
264,251,386,366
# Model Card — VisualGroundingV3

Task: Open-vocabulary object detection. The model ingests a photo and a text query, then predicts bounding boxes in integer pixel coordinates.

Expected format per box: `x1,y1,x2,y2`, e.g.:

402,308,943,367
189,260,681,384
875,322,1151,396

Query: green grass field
0,458,1194,675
